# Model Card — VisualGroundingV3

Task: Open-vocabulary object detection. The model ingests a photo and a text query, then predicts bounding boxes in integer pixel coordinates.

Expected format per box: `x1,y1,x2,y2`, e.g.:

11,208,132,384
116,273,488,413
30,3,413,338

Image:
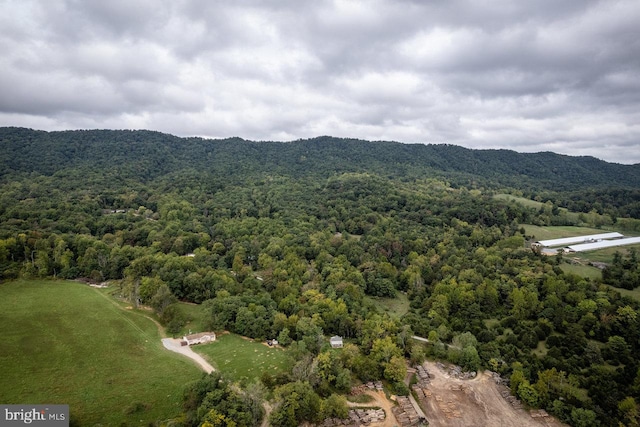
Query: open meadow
193,333,291,383
177,300,210,335
0,280,202,426
559,263,602,280
494,194,616,226
494,194,550,210
609,286,640,301
521,224,612,241
364,292,410,319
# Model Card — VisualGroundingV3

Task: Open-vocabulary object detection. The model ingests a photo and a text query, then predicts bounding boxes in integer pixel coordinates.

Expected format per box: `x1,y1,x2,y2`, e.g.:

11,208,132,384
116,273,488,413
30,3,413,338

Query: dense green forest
1,127,639,426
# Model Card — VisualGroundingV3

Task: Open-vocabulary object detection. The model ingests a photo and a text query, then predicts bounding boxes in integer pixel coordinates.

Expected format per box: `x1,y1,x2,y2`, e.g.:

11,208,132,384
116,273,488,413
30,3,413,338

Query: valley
0,129,638,426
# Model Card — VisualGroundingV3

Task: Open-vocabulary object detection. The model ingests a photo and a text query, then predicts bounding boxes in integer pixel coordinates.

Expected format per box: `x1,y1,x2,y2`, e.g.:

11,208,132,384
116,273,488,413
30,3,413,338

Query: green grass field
0,280,202,426
494,194,548,210
364,292,411,318
100,286,210,337
533,340,548,357
521,224,610,241
604,285,640,302
494,194,614,225
560,263,602,280
193,333,291,383
178,301,210,334
483,318,500,329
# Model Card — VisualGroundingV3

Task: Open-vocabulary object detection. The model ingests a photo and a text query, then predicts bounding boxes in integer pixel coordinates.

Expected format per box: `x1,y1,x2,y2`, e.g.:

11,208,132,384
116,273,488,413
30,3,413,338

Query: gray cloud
0,0,639,164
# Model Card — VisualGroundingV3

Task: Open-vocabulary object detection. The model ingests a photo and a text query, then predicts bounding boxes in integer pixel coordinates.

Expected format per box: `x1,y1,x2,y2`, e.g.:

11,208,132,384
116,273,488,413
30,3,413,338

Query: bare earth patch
346,390,399,427
418,361,566,427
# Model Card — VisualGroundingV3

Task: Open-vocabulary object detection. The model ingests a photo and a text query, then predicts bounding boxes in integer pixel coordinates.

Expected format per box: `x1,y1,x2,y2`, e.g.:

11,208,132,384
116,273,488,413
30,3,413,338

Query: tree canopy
1,127,639,426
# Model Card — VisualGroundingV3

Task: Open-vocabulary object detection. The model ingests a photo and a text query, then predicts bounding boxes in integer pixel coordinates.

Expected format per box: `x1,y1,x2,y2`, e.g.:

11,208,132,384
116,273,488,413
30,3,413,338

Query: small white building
330,336,343,348
183,332,216,346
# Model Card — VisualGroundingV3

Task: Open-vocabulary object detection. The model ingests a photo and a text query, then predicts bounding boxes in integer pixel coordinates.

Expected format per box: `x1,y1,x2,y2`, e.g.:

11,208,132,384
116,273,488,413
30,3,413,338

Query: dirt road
161,338,215,373
347,390,399,427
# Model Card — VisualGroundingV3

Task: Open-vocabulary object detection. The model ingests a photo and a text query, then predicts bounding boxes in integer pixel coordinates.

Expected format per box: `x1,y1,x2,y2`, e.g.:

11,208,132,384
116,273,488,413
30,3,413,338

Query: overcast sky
1,0,639,164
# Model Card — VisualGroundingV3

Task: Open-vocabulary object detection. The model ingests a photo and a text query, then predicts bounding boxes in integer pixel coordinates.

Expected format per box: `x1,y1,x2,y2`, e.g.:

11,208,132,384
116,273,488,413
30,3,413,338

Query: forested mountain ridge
1,126,640,427
2,127,639,190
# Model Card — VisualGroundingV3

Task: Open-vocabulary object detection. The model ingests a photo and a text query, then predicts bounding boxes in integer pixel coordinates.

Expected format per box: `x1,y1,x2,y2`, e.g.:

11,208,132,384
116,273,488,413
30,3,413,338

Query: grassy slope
533,340,548,357
609,286,640,302
559,263,602,280
364,293,411,319
521,224,609,241
193,333,291,383
494,194,548,210
178,301,210,335
0,280,202,426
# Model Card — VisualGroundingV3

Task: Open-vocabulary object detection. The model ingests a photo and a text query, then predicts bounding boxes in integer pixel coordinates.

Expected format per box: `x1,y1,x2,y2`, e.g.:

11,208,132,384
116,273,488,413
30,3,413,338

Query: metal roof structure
567,236,640,252
537,232,623,247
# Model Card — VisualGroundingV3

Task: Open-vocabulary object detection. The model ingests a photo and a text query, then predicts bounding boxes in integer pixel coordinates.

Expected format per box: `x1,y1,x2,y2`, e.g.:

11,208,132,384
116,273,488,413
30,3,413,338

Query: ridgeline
1,127,639,190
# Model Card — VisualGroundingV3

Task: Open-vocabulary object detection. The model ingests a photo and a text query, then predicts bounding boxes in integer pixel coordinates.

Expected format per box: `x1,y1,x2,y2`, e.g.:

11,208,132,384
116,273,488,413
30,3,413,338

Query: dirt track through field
418,361,565,427
90,286,154,338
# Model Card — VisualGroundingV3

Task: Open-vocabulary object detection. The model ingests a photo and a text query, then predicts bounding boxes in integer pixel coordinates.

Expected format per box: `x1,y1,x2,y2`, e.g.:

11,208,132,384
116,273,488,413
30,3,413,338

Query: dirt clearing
416,361,565,427
347,390,399,427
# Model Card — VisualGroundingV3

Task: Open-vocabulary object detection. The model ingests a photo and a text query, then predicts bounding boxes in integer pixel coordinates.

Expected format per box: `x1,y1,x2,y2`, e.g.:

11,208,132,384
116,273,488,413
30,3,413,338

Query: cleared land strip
161,338,215,373
412,335,460,349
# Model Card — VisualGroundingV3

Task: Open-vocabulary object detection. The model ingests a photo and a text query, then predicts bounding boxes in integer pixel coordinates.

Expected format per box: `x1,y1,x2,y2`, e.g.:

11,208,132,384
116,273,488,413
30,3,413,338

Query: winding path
161,338,215,373
412,335,460,349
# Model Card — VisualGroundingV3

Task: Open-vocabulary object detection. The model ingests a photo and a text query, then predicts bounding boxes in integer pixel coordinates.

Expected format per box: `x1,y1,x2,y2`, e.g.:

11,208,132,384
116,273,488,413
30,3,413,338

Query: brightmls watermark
1,405,68,426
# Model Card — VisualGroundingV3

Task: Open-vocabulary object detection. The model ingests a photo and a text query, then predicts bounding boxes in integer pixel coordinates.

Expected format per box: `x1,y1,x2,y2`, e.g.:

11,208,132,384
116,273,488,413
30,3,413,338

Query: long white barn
566,237,640,252
536,232,623,248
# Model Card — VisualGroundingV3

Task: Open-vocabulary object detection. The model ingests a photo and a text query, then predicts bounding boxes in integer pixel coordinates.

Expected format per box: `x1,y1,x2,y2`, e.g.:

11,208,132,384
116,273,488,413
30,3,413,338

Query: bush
162,304,187,336
392,381,410,396
166,317,185,336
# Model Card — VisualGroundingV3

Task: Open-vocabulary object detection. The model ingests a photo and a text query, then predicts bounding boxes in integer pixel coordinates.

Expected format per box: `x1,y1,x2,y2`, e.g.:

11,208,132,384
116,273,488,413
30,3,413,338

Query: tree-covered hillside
1,127,639,426
2,127,639,189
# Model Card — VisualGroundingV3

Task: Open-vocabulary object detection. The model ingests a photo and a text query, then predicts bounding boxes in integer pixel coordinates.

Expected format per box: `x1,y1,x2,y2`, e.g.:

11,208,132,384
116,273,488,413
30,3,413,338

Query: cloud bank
1,0,639,163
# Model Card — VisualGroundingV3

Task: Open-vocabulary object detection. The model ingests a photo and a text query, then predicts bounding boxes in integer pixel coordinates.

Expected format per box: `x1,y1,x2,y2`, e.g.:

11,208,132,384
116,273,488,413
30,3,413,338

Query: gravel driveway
161,338,215,373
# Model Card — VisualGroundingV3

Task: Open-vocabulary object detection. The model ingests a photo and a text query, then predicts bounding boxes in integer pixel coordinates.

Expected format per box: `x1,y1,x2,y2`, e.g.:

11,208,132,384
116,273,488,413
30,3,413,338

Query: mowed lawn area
0,280,202,426
193,333,291,383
